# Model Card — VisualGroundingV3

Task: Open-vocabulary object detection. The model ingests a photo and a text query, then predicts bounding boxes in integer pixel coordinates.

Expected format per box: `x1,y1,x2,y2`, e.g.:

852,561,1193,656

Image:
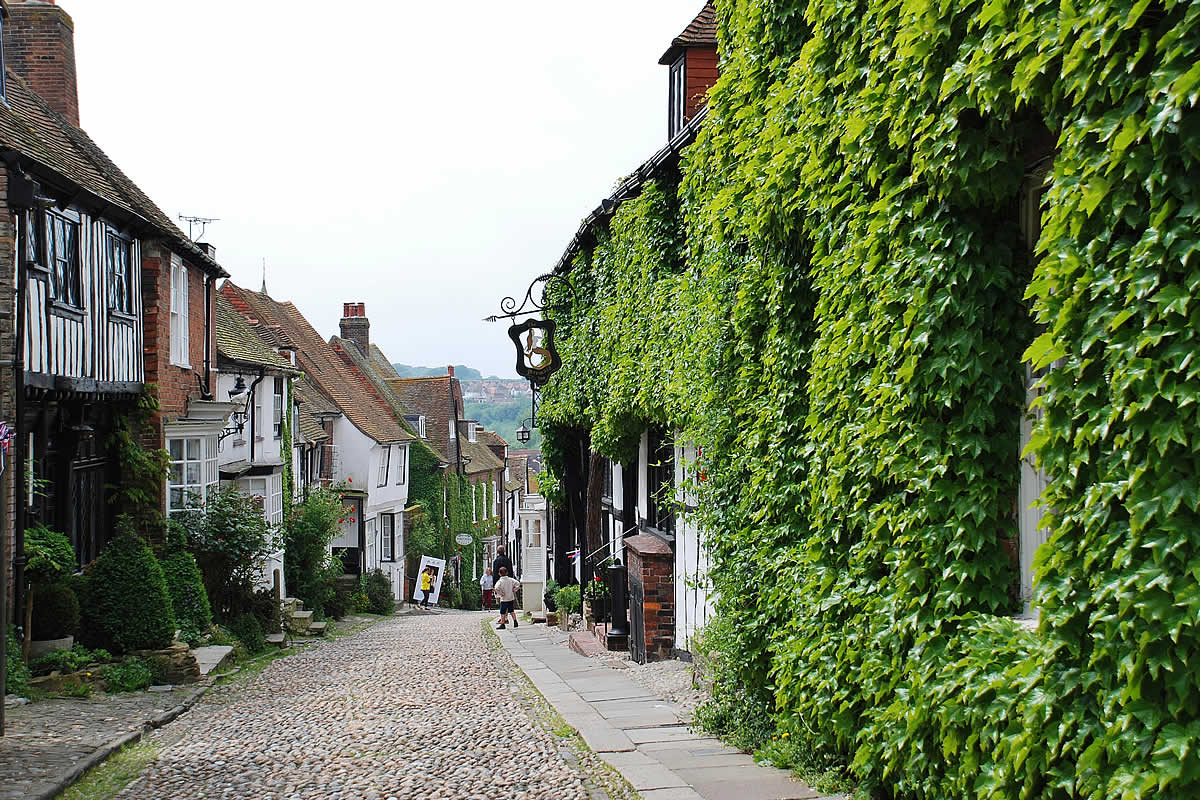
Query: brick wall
139,242,213,449
3,1,80,127
626,534,675,662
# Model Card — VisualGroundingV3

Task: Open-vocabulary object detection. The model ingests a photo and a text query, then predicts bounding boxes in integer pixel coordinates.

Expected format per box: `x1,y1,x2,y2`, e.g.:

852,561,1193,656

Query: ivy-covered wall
539,0,1200,796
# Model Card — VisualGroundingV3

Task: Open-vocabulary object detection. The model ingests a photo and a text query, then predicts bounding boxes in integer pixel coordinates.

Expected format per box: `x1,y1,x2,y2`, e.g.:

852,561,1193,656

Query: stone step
191,645,234,676
307,621,327,637
286,609,313,635
265,633,287,648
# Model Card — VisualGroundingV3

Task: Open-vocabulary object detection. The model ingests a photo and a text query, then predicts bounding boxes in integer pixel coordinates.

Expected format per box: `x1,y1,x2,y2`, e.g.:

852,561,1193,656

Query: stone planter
28,635,73,659
546,612,559,626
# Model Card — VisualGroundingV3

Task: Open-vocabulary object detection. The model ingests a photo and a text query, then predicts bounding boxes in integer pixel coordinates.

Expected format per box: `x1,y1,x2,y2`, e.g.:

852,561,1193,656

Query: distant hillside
391,364,483,380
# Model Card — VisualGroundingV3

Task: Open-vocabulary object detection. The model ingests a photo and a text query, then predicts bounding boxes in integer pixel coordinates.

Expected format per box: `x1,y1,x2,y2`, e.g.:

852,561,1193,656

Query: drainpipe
202,276,213,400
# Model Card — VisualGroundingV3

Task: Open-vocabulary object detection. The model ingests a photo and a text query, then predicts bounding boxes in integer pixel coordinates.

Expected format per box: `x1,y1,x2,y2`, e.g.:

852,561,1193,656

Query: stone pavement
499,625,846,800
110,610,620,799
0,687,204,800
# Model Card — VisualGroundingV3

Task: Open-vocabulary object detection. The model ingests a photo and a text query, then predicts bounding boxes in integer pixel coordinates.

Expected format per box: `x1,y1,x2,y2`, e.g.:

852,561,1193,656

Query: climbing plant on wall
539,0,1200,796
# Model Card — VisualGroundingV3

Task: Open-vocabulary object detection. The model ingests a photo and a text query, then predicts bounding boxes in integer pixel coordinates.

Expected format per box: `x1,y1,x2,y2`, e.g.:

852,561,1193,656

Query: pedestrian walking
480,567,494,610
419,566,435,609
492,545,514,587
494,567,521,629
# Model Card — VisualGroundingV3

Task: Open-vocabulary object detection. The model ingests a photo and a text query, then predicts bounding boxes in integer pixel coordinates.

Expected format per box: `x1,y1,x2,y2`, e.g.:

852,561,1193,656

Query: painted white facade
673,440,714,653
519,493,548,611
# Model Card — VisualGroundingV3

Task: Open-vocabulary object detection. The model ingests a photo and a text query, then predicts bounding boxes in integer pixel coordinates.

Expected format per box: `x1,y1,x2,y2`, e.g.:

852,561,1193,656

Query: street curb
31,684,209,800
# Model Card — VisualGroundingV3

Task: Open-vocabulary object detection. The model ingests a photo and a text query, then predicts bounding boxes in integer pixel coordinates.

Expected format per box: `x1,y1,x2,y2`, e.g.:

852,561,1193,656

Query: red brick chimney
339,302,369,355
4,0,80,127
447,365,455,378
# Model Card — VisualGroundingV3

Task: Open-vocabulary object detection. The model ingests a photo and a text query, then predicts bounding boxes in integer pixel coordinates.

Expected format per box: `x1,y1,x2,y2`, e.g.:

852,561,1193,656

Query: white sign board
412,555,447,606
455,533,473,546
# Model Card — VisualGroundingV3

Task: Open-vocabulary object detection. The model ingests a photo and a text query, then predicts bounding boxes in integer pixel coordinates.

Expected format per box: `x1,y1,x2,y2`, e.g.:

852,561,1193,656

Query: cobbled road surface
117,611,597,800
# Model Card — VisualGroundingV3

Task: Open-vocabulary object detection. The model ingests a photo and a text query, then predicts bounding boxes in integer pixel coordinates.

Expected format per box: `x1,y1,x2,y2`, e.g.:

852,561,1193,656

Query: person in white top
493,567,521,630
479,568,494,611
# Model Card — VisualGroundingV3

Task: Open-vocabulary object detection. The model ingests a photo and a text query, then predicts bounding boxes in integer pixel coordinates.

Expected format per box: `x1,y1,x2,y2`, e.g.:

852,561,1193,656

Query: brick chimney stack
4,1,80,127
447,365,455,378
339,302,369,355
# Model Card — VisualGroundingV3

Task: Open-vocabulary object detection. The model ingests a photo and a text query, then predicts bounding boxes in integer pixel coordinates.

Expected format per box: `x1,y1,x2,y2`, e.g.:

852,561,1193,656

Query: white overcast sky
68,1,704,379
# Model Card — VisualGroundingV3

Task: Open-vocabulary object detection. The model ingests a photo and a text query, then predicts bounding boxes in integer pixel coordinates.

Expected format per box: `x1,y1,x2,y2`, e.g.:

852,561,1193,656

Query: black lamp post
515,423,531,445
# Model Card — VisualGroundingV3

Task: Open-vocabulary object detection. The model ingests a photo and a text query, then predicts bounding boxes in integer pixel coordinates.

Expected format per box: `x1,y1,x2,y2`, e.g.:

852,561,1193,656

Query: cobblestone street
113,612,613,800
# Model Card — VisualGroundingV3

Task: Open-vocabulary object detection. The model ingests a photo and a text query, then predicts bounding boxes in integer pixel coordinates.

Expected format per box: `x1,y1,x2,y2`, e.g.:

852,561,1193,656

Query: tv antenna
179,214,219,241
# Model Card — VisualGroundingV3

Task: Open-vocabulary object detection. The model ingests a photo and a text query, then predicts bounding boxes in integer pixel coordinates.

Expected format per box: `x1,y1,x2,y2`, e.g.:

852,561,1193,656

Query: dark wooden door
72,456,107,568
629,570,645,664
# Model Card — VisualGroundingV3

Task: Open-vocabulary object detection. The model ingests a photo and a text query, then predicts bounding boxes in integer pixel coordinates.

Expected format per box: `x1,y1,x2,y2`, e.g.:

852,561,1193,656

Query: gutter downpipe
202,276,213,400
247,370,265,463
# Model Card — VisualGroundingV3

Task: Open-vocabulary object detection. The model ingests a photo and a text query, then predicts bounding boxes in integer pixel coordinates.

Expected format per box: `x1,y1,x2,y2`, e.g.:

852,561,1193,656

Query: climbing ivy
539,0,1200,796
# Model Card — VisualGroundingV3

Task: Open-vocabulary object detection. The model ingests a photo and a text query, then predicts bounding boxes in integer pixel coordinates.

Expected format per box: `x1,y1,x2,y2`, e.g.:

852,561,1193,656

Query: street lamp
515,422,531,444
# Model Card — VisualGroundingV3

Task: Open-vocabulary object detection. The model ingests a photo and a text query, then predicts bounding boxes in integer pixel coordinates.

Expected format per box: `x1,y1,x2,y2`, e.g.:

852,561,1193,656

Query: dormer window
468,422,477,443
668,55,685,138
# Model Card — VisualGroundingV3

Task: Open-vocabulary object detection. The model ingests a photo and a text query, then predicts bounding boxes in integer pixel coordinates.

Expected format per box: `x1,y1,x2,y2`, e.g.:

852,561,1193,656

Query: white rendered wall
674,439,715,654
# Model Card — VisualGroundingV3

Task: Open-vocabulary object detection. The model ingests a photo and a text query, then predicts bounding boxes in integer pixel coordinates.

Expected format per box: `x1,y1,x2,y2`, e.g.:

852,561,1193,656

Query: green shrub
362,569,394,614
174,488,279,620
250,588,282,635
5,625,31,697
554,584,581,615
103,658,154,693
283,488,344,616
30,581,80,640
24,524,75,583
158,531,212,647
87,517,176,653
30,644,112,676
229,612,266,655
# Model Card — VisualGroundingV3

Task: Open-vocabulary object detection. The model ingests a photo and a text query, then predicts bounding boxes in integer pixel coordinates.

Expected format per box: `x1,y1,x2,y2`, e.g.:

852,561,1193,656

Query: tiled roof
659,2,718,64
330,337,421,441
295,376,339,417
0,72,227,277
388,376,456,464
295,405,328,444
215,292,299,373
222,283,412,445
461,437,504,474
369,346,402,380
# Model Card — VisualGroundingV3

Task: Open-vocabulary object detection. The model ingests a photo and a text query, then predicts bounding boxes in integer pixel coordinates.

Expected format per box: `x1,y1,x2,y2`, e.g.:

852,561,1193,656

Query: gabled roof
222,282,412,445
0,71,227,277
368,346,402,380
387,374,505,476
330,336,422,439
215,292,300,374
659,2,717,64
388,375,457,464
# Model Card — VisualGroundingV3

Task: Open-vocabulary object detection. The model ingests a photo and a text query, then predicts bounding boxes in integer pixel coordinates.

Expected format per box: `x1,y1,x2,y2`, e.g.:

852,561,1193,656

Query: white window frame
169,256,190,367
394,444,407,485
168,434,218,513
472,482,477,522
377,445,390,487
380,513,394,561
467,422,477,443
272,377,284,440
418,416,426,438
449,419,457,440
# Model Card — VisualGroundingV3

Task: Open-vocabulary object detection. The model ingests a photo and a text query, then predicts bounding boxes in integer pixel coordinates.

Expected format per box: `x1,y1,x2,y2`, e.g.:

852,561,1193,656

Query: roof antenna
179,214,219,241
261,258,268,295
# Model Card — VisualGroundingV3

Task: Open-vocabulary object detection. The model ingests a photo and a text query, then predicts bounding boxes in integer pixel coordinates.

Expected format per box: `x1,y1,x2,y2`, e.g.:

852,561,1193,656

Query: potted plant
23,525,77,661
582,576,610,628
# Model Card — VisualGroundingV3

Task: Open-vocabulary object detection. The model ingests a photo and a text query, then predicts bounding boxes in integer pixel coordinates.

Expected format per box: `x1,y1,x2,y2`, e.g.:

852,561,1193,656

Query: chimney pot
339,302,369,353
448,365,455,377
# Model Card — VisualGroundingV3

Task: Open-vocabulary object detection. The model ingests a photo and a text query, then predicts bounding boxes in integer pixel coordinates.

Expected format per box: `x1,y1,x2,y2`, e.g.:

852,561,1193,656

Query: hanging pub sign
508,318,561,387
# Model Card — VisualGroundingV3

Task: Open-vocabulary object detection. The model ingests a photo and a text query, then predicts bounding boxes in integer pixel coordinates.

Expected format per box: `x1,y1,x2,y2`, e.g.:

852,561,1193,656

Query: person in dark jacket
492,545,514,586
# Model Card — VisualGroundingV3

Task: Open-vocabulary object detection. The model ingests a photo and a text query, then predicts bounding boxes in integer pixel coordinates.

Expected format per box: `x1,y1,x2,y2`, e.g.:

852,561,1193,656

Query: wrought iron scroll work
484,272,577,323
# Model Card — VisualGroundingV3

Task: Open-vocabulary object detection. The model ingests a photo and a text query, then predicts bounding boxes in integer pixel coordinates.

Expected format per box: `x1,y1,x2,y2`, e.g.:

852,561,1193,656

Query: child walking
479,567,494,610
493,567,521,629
